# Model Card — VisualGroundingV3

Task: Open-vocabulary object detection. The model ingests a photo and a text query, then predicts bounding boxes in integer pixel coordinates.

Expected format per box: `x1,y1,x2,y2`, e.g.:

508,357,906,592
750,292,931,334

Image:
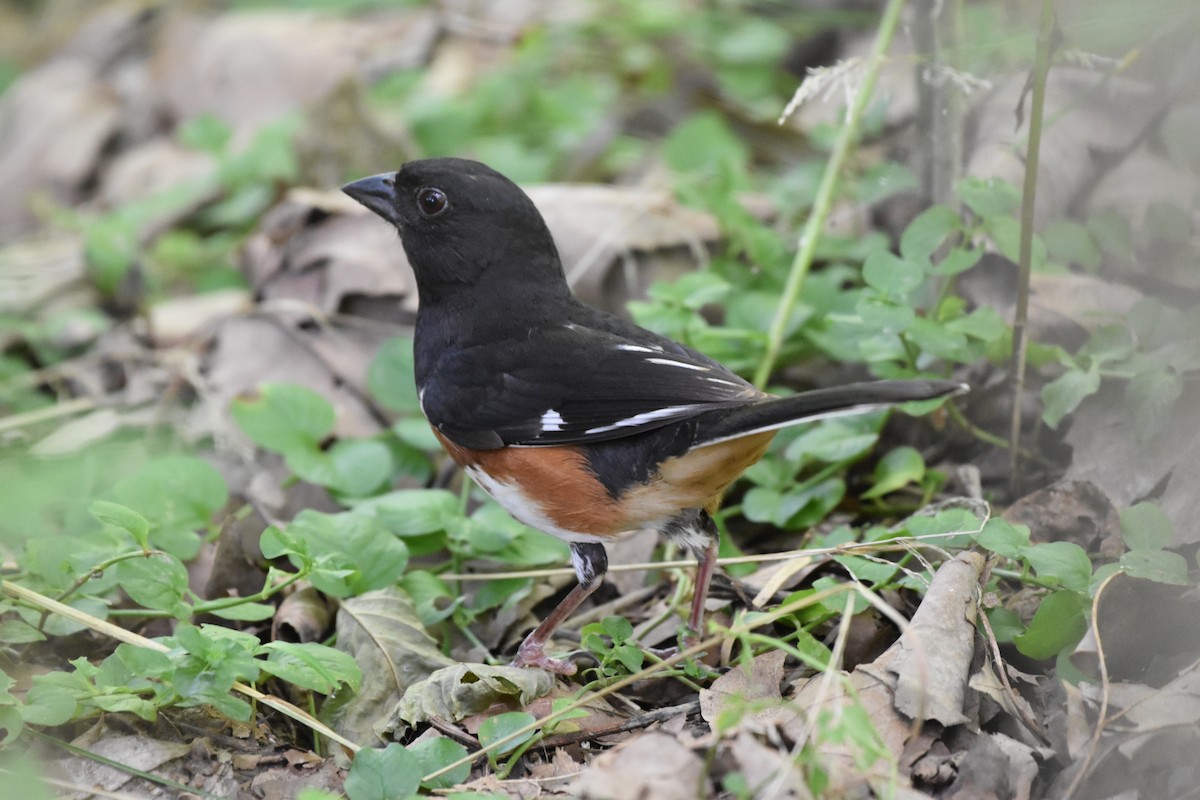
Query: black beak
342,172,400,226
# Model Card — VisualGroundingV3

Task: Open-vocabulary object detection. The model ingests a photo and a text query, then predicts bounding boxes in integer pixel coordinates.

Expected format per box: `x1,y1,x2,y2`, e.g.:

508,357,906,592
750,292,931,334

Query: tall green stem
1009,0,1057,493
754,0,908,388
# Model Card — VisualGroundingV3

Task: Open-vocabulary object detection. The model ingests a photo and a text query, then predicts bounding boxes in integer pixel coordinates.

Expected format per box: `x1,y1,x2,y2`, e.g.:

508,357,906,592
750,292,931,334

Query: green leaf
663,112,749,175
989,216,1046,269
21,682,79,726
89,501,150,549
322,439,394,496
600,616,633,643
0,619,45,644
231,383,334,455
179,113,232,153
902,507,983,549
258,642,363,694
368,337,420,415
783,416,882,466
398,571,457,627
345,743,423,800
932,246,983,276
862,447,924,499
1120,550,1189,585
1023,542,1093,593
744,479,845,529
1078,324,1134,365
973,518,1031,559
117,554,190,616
1043,220,1100,270
984,607,1025,643
1013,590,1087,660
1041,367,1100,429
84,216,138,294
408,736,470,789
958,176,1020,220
1127,367,1182,440
1120,502,1174,551
900,205,961,263
112,455,228,559
476,711,537,756
862,250,925,297
287,511,409,597
207,601,276,622
260,526,302,560
359,490,461,537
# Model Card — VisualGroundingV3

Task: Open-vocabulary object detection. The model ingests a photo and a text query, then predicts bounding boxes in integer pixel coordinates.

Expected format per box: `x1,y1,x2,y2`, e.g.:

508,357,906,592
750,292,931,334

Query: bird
342,158,966,674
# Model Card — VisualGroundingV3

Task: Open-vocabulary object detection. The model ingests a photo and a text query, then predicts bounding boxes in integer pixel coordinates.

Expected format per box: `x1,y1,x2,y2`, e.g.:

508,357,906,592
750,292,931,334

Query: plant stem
1009,0,1057,494
755,0,907,388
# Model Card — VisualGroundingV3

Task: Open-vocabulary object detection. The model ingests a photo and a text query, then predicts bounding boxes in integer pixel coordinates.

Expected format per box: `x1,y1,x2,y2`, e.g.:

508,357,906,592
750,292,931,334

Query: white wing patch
646,357,709,371
540,408,565,432
585,404,704,435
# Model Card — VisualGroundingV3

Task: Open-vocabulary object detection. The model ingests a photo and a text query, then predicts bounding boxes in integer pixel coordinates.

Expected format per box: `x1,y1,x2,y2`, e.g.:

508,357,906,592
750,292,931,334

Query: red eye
417,187,448,217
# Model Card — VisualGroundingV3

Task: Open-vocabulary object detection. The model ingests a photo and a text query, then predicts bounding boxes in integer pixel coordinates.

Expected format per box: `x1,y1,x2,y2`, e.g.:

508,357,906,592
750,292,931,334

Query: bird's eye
416,187,448,217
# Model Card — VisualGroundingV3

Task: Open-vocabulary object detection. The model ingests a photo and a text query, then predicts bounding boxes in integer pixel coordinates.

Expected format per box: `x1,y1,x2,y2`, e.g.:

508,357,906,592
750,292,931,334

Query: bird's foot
512,639,581,675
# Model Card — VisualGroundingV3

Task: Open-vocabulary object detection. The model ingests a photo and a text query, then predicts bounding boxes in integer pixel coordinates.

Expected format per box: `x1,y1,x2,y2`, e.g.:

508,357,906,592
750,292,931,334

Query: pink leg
512,581,600,675
512,542,607,675
688,536,719,636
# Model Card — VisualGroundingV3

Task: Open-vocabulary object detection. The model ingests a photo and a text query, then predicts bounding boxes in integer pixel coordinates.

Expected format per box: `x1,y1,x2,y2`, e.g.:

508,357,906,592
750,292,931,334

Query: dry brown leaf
527,183,720,311
202,313,392,441
50,734,191,797
726,730,812,800
246,192,417,319
148,288,251,346
865,551,985,727
699,649,787,735
0,61,120,237
152,12,357,144
944,732,1041,800
324,588,454,745
1003,479,1123,558
790,668,915,794
1065,384,1200,546
966,69,1162,225
393,662,554,732
573,731,704,800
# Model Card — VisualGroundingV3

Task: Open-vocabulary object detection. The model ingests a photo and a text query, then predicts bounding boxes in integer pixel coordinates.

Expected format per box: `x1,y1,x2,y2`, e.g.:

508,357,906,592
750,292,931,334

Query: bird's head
342,158,566,304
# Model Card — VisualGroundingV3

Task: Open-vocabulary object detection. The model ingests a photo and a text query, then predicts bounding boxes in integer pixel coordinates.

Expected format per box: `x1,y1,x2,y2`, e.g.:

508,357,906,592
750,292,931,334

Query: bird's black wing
418,321,762,450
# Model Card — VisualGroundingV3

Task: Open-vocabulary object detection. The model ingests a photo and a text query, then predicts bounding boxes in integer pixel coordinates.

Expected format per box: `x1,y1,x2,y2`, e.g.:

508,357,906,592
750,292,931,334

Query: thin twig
537,700,700,749
1061,570,1118,800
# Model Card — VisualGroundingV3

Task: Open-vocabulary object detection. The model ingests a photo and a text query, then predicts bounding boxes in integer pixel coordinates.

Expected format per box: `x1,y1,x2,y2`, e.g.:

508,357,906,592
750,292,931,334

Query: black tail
696,379,967,447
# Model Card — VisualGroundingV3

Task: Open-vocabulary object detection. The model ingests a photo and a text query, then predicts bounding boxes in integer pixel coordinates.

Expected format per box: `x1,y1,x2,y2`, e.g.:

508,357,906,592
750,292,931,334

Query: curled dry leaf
244,190,417,319
391,663,554,732
1003,479,1123,558
322,588,453,746
864,550,986,727
272,585,335,645
526,183,721,312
